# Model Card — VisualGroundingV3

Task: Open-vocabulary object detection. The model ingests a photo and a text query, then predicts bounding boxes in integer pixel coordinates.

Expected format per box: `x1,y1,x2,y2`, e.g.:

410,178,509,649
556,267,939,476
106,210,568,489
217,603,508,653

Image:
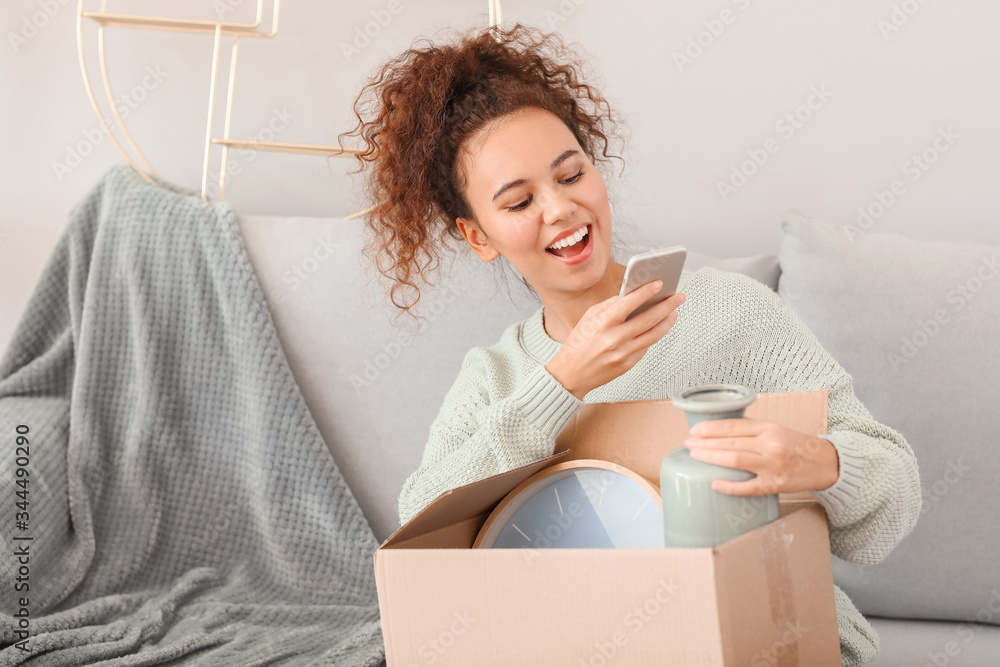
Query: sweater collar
521,305,563,363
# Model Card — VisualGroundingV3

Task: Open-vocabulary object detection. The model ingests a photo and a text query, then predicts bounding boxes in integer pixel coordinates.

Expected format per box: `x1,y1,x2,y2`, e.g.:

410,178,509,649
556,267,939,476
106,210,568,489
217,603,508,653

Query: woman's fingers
615,280,664,319
632,308,679,349
626,290,685,336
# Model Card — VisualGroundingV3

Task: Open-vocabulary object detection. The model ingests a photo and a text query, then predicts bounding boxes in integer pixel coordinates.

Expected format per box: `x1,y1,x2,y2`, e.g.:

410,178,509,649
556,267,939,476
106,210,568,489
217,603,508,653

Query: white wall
2,0,998,355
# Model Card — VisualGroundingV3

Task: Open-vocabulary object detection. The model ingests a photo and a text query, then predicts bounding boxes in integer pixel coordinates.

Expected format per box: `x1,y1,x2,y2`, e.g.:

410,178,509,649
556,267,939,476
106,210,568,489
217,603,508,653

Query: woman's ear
456,217,500,262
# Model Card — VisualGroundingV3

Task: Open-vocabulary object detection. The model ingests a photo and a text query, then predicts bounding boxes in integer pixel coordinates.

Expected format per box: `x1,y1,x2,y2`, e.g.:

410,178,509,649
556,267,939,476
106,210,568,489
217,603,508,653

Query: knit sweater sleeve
397,346,584,526
730,272,922,565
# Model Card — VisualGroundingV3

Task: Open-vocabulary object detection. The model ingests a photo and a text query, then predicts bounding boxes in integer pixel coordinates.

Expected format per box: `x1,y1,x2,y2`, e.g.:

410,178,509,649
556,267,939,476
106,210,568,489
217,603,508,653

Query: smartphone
618,245,687,321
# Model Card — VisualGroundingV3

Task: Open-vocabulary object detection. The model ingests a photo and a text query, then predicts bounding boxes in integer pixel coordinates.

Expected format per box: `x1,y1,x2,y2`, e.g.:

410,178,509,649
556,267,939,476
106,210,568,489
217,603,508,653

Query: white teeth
547,225,589,250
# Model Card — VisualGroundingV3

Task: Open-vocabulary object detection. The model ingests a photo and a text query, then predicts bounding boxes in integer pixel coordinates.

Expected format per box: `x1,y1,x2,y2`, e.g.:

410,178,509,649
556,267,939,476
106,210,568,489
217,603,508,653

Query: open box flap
378,449,571,549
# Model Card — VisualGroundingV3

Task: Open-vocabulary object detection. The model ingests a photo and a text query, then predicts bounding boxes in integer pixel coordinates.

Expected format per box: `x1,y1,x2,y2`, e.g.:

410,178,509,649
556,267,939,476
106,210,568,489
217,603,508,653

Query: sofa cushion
777,209,1000,623
867,617,1000,666
681,249,781,291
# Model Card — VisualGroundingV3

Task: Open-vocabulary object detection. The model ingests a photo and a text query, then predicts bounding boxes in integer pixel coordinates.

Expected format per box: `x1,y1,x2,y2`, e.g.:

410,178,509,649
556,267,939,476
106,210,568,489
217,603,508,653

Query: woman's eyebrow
549,148,579,170
491,148,582,202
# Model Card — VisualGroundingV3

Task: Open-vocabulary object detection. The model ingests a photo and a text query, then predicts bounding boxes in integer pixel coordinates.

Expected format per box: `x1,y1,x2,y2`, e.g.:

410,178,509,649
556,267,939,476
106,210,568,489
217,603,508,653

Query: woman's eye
507,196,532,212
505,170,582,212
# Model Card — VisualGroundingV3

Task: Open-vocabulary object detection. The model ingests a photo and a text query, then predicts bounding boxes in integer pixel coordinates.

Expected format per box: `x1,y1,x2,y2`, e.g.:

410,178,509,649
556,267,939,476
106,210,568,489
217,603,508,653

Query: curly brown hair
338,22,626,327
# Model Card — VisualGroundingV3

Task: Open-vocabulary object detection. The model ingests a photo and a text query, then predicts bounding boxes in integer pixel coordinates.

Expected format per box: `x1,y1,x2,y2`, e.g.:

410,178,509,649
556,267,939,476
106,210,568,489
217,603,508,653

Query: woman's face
455,107,614,299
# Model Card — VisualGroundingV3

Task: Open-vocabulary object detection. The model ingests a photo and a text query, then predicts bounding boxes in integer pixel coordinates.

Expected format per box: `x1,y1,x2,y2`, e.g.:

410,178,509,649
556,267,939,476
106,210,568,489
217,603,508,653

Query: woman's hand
683,418,840,495
546,281,686,400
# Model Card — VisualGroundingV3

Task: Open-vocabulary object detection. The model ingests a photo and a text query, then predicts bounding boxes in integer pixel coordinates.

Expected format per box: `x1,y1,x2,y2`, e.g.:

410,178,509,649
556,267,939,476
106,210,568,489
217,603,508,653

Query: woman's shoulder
686,264,775,292
677,266,788,333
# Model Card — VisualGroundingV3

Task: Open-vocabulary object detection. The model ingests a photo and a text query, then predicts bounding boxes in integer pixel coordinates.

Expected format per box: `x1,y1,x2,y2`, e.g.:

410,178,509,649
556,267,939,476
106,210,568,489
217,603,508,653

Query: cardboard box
374,390,841,666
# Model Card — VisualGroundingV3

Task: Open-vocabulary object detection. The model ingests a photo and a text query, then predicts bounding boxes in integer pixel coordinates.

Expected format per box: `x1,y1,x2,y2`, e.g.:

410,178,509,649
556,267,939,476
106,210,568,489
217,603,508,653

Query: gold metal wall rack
76,0,504,220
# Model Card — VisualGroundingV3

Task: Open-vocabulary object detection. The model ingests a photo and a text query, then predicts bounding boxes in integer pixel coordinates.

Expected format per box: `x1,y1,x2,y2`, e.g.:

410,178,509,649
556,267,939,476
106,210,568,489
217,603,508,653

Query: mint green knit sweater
398,266,921,666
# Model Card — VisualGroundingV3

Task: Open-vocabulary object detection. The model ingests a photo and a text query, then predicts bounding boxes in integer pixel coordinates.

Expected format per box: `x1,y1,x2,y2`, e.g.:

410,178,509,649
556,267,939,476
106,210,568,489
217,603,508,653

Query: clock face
474,460,664,549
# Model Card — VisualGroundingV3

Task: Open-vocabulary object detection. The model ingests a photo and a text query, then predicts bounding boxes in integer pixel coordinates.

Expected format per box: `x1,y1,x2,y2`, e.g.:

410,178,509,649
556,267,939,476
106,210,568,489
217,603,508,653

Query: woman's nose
539,189,577,225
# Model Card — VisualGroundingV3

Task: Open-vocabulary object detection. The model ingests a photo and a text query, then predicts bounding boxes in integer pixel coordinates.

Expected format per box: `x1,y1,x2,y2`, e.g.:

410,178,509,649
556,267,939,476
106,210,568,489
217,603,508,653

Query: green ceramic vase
660,384,780,548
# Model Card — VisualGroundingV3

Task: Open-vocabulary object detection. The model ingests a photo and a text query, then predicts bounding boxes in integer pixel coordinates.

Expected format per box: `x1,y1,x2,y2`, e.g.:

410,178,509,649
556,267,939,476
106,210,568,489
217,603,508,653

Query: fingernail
654,280,663,291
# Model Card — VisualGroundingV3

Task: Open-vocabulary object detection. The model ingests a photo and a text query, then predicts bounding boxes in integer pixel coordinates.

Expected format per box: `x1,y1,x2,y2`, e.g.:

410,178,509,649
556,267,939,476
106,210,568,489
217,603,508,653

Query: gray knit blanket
0,164,386,666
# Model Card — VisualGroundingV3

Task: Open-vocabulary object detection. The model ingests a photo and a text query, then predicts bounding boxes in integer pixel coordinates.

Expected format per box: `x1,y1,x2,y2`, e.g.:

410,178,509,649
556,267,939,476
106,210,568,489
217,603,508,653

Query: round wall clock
473,459,664,549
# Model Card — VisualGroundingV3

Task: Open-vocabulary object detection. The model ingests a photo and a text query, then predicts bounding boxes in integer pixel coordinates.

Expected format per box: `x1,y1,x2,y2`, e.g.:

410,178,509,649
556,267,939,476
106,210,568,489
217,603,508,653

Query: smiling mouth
546,225,591,258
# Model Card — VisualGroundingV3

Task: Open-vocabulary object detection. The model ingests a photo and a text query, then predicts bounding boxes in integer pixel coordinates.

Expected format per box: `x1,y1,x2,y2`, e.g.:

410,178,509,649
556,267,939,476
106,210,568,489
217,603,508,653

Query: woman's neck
541,261,627,344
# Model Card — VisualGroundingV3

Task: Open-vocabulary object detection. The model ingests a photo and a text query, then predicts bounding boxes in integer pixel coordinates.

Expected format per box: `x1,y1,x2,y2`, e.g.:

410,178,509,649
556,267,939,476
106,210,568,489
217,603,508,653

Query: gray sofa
236,208,1000,665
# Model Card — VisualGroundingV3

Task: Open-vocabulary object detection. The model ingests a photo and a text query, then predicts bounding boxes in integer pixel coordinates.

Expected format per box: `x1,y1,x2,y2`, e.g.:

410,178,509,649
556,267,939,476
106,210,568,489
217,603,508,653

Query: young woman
340,23,920,667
